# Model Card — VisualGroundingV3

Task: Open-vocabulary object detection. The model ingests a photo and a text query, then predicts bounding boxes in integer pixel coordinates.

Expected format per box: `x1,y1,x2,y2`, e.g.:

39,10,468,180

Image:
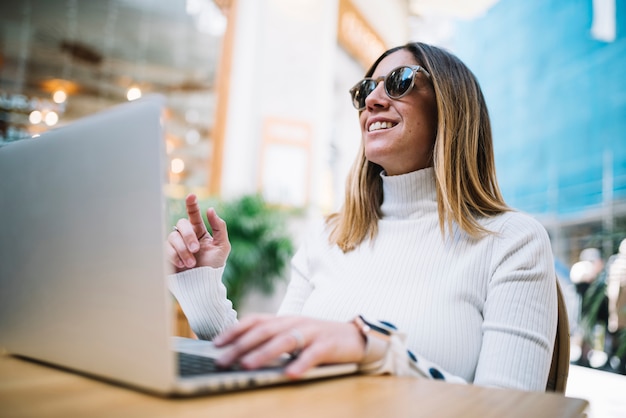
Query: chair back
546,279,570,392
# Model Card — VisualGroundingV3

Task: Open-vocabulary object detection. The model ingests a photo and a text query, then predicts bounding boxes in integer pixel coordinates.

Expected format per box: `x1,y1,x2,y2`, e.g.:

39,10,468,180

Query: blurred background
1,0,625,414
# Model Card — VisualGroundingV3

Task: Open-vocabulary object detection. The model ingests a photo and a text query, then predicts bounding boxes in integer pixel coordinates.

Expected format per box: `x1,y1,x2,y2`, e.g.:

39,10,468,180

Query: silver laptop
0,96,357,396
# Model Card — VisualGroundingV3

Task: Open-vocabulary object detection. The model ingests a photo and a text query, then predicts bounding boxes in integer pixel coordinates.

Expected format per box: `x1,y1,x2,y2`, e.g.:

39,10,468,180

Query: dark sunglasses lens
352,80,376,109
385,67,414,98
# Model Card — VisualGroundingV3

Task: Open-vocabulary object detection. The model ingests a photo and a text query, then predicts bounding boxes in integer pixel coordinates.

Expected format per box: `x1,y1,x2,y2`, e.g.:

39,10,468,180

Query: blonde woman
167,42,557,391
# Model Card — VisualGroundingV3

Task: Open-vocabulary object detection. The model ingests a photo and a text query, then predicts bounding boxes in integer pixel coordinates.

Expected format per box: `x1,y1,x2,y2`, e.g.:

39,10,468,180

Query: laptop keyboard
176,350,354,392
178,352,245,377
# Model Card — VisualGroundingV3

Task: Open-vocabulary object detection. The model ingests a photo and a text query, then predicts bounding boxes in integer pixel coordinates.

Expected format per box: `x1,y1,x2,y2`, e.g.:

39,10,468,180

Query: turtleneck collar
379,167,437,219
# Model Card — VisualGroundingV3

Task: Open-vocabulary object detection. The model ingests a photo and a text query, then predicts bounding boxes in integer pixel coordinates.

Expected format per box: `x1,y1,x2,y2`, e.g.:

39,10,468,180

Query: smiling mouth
368,121,397,132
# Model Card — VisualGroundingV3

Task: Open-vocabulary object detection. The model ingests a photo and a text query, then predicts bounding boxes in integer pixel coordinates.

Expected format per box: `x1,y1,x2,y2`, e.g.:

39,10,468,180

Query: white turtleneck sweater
168,168,557,391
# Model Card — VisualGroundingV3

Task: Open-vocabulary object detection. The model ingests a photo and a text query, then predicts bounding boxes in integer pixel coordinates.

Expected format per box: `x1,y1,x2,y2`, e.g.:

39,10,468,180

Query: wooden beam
208,0,238,196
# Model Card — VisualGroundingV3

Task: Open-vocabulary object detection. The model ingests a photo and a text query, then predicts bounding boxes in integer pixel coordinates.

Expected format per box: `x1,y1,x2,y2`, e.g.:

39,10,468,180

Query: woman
167,42,557,391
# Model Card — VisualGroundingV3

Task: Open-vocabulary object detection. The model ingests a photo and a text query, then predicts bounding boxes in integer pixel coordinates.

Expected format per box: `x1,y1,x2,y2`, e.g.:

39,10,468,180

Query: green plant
580,275,607,342
169,194,295,311
579,220,626,371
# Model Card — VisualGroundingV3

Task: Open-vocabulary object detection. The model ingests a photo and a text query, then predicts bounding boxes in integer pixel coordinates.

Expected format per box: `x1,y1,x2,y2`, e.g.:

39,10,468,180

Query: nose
364,80,389,110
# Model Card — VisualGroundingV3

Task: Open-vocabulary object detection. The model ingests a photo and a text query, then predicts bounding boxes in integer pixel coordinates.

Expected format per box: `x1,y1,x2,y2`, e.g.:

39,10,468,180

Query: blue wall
452,0,626,218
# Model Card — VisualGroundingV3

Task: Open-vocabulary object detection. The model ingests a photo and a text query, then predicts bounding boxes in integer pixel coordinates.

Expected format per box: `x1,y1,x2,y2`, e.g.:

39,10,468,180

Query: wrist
351,315,391,368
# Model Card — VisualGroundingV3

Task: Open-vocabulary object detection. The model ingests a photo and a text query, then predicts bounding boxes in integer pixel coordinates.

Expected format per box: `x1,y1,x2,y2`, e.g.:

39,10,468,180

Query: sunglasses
349,65,431,111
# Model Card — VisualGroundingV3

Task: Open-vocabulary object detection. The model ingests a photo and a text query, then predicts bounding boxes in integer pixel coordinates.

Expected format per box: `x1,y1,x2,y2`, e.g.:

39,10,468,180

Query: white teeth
368,121,396,132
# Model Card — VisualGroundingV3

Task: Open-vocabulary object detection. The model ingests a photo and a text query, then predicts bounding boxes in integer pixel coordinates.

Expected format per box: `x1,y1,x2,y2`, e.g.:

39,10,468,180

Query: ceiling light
186,129,201,145
44,111,59,126
186,0,226,36
171,158,185,174
29,110,43,124
127,86,142,101
53,90,67,104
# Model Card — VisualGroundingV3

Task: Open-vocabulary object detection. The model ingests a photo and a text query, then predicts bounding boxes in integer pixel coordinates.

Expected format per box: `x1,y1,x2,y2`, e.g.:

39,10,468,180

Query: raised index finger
185,194,209,238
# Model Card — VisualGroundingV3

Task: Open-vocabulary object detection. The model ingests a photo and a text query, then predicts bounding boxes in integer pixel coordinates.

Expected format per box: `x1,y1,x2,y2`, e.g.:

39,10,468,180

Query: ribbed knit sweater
168,168,557,391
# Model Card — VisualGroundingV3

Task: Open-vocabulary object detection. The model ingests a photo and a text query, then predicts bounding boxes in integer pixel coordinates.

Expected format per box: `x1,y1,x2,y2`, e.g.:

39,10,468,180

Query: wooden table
0,354,589,418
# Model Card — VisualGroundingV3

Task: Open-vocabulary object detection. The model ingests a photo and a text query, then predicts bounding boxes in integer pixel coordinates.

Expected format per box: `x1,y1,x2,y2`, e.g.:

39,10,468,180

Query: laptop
0,96,357,396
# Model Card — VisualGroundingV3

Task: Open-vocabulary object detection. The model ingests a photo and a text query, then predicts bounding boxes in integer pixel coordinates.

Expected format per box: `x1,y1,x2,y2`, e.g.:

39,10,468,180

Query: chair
546,279,570,392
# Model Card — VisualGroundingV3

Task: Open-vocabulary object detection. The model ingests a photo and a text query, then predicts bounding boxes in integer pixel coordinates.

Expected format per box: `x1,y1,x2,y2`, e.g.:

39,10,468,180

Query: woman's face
359,49,437,176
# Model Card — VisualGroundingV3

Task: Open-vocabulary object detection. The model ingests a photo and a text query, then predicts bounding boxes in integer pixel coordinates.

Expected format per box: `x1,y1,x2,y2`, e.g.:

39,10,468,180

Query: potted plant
579,220,626,374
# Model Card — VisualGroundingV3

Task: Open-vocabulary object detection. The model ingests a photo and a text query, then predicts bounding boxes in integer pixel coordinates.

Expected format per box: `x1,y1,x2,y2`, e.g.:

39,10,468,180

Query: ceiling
0,0,224,114
0,0,229,189
0,0,499,118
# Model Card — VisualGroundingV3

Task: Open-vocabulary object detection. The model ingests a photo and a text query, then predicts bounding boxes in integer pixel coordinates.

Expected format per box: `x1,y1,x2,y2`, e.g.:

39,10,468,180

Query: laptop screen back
0,97,178,393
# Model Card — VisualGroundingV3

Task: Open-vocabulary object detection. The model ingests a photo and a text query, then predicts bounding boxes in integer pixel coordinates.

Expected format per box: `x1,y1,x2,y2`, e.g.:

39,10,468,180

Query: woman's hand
212,315,366,379
167,193,231,272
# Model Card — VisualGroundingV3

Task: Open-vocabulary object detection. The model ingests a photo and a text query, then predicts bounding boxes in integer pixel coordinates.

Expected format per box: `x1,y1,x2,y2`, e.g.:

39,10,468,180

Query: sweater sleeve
355,318,467,384
167,266,238,340
473,215,557,390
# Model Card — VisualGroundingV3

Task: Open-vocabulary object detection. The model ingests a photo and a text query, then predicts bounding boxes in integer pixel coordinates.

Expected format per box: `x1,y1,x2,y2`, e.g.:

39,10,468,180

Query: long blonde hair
327,42,509,252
